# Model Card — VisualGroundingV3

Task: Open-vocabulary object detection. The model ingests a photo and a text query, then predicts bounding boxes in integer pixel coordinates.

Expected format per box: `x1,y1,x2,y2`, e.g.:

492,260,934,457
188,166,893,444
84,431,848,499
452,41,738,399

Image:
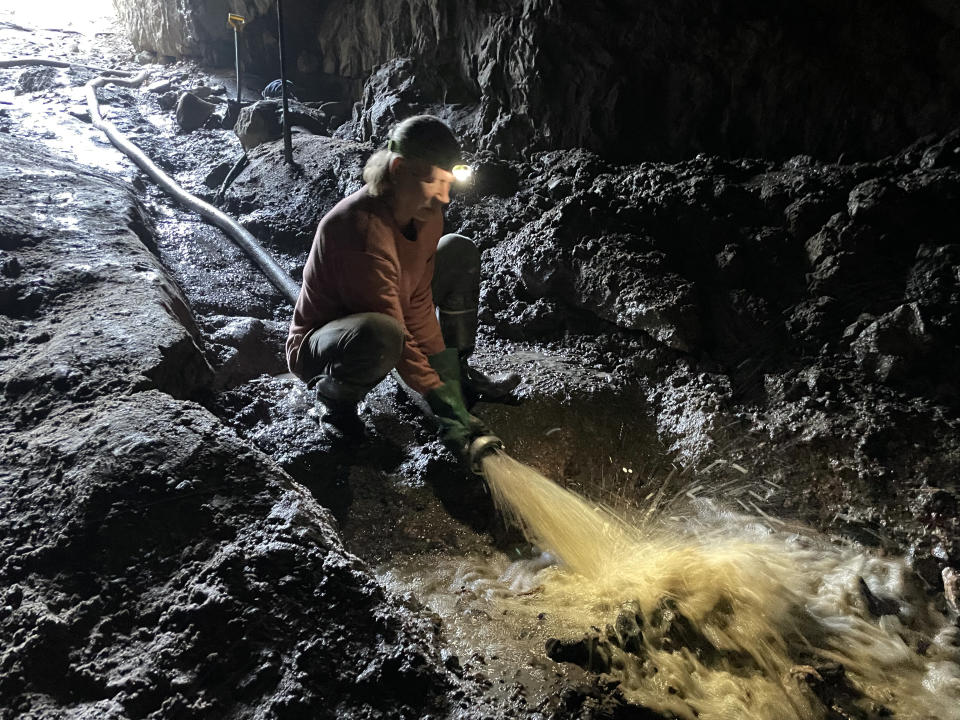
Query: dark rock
220,133,372,252
175,91,216,133
608,603,644,656
545,632,614,674
233,100,332,151
205,315,288,389
15,67,61,95
233,100,283,151
114,1,960,162
784,192,839,241
905,244,960,308
858,577,901,617
851,303,933,383
353,57,444,144
920,129,960,169
318,100,351,127
157,90,178,111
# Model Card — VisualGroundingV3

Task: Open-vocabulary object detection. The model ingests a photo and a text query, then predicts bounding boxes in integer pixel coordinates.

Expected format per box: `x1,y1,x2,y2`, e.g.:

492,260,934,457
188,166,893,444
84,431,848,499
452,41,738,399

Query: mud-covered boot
316,392,366,443
460,362,522,407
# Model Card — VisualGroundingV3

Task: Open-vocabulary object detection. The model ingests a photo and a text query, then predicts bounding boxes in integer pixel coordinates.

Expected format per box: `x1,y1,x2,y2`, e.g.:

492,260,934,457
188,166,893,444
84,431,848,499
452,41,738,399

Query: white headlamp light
452,164,473,183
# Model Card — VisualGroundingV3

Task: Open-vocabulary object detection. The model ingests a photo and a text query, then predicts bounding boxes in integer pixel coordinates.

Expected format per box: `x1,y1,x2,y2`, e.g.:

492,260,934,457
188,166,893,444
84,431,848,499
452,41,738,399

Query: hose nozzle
468,434,504,475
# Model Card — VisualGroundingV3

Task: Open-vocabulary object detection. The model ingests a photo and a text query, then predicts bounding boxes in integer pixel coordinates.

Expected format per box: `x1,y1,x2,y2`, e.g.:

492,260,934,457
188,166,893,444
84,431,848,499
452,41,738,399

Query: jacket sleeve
405,250,446,359
335,250,443,395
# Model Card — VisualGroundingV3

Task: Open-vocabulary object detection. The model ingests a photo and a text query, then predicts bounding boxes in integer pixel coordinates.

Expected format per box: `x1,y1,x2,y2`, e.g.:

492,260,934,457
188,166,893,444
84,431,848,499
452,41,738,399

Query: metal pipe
227,14,246,105
276,0,293,164
468,435,505,475
233,26,241,104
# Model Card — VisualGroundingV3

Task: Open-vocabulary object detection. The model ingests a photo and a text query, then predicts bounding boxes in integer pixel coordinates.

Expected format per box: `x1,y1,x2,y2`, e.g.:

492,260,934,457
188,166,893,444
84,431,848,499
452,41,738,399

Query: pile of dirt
0,133,521,720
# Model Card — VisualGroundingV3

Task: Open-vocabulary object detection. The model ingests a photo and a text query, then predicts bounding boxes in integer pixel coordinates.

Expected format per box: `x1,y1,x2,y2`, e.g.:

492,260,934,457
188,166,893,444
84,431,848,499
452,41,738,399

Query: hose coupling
468,434,504,475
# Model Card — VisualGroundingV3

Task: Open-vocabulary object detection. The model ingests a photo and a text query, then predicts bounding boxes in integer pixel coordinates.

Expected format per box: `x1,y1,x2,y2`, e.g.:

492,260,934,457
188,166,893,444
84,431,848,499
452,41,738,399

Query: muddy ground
1,12,959,720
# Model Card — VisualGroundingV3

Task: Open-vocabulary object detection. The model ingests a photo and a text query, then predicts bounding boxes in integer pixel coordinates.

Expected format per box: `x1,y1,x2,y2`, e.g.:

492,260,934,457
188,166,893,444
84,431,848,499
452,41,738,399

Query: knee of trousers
341,312,405,379
434,234,480,310
437,233,480,261
305,312,404,390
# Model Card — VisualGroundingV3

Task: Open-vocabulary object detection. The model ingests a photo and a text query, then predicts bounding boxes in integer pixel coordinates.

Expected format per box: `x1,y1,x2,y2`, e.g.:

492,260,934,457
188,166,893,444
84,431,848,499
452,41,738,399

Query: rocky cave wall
113,0,960,161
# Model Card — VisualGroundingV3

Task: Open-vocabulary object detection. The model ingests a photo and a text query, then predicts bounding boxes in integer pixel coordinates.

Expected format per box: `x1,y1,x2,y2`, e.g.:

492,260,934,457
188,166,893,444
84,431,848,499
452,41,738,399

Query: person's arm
405,249,446,357
335,249,442,395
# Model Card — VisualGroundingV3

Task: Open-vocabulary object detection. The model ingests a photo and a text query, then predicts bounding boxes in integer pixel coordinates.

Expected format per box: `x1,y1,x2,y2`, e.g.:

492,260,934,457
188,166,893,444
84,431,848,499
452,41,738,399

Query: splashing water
473,450,960,720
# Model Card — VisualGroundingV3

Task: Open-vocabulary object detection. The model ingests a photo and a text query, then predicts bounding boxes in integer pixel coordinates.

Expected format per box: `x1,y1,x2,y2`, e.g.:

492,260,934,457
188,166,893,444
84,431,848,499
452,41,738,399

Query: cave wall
113,0,960,161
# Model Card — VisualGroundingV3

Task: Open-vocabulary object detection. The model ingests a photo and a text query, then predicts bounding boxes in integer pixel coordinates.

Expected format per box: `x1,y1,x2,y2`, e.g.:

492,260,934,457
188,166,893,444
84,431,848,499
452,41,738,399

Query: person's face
391,157,453,222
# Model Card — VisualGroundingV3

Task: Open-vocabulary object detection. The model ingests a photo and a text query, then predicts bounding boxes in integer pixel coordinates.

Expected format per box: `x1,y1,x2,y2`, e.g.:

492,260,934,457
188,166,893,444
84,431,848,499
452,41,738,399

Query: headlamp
452,164,473,183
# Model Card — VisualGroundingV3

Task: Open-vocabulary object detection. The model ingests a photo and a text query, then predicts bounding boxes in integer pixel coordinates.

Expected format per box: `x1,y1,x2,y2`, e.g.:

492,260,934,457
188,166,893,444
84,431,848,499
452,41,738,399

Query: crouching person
285,115,520,460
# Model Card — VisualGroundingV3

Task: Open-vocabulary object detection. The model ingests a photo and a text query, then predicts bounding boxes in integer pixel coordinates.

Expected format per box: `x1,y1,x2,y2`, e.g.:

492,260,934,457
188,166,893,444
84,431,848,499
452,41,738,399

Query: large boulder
233,99,331,151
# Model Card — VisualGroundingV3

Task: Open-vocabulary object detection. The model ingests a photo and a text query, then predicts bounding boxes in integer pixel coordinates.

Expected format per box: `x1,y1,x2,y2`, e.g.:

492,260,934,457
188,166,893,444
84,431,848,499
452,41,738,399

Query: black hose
0,56,301,306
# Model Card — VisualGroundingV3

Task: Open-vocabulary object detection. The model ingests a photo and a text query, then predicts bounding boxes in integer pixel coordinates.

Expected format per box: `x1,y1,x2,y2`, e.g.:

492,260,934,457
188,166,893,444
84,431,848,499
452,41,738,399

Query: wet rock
232,99,332,151
858,577,901,617
146,78,172,93
608,602,644,656
205,314,288,389
15,67,61,95
221,133,372,252
851,303,932,383
175,91,216,133
0,134,213,427
920,129,960,170
545,632,614,674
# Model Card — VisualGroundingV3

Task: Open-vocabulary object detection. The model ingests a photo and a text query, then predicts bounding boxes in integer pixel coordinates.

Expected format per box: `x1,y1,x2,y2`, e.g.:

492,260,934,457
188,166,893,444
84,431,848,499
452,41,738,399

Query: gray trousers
301,233,479,403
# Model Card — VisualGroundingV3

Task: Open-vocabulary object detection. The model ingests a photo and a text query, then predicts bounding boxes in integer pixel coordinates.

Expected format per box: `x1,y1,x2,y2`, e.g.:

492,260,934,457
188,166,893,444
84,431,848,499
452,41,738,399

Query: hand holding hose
425,349,503,470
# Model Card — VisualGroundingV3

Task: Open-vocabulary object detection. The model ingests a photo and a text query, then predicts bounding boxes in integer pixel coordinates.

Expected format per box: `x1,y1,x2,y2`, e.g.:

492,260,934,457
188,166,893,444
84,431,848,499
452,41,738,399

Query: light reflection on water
379,454,960,720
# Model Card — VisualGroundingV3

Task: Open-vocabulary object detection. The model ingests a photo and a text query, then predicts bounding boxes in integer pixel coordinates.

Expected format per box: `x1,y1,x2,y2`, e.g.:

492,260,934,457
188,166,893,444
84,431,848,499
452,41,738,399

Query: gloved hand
425,348,488,458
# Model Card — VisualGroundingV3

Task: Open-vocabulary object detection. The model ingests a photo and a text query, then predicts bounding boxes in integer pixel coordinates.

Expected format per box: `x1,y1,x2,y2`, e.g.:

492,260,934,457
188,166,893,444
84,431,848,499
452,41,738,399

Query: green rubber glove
426,349,488,456
427,347,462,384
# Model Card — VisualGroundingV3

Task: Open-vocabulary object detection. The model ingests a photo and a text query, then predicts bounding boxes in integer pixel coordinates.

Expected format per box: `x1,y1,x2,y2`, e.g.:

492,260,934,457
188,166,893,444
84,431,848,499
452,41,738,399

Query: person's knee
438,233,479,264
352,313,404,374
434,234,480,309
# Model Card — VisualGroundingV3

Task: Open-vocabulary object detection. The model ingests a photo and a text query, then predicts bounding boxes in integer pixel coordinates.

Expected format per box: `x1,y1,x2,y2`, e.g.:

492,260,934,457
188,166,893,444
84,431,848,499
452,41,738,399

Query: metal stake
276,0,293,164
227,13,246,104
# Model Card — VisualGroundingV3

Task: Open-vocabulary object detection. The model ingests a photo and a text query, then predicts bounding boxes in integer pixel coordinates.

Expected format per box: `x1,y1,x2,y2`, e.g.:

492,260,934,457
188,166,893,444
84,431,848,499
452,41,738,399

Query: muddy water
382,450,960,720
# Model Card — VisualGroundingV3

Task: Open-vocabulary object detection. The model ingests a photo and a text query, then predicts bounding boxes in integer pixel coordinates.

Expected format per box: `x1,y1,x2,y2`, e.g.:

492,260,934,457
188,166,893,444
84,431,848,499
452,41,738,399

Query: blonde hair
363,149,397,197
363,150,436,197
